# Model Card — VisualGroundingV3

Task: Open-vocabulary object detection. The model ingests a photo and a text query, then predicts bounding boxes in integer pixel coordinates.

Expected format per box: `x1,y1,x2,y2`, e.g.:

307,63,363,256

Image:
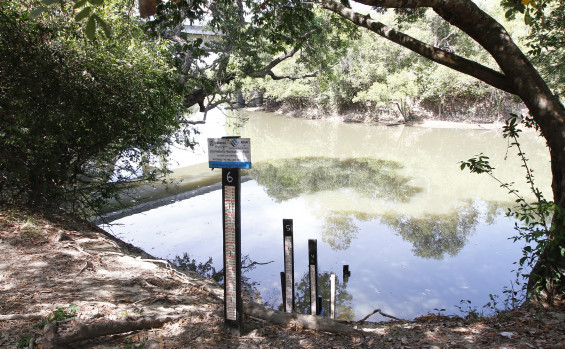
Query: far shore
411,119,504,130
245,106,509,130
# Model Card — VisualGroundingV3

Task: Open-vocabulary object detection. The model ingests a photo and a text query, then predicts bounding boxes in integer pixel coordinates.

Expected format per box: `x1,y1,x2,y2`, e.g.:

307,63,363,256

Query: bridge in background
183,24,222,41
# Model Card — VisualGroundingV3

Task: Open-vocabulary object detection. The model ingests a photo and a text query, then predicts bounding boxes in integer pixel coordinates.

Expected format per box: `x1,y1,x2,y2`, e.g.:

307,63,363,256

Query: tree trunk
528,146,565,301
237,90,246,108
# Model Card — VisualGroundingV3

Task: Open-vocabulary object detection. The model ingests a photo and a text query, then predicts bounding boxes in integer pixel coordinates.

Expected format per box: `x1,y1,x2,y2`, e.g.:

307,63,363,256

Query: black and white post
283,219,295,313
330,272,336,319
308,239,319,315
208,137,251,335
222,167,242,334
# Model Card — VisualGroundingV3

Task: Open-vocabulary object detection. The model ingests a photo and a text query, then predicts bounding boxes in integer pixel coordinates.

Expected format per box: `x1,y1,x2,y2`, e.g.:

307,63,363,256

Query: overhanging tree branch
185,43,323,111
266,66,325,81
320,0,517,94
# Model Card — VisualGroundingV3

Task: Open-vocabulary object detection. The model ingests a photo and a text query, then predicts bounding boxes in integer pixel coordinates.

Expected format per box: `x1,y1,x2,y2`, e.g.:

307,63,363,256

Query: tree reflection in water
250,156,508,259
322,201,507,258
381,209,480,259
291,271,354,321
249,157,422,203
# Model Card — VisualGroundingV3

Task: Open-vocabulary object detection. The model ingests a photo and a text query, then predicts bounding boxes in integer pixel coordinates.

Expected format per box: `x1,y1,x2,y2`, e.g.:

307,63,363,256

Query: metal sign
208,138,251,169
283,219,295,313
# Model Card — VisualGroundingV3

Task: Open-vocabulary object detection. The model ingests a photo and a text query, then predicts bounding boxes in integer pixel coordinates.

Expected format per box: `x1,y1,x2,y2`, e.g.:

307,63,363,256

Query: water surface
105,110,551,321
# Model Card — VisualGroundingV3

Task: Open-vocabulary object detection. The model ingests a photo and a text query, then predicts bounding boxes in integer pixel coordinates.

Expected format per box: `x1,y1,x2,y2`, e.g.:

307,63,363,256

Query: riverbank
1,205,564,348
251,102,519,130
256,95,526,128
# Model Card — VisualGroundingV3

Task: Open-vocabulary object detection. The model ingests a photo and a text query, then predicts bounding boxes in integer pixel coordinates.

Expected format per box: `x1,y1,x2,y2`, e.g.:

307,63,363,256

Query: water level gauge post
330,272,336,319
209,137,251,335
283,218,295,313
309,239,319,315
222,167,242,334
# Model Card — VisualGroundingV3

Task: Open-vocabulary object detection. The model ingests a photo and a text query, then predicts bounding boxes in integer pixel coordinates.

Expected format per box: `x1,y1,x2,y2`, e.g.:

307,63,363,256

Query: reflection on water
382,202,500,260
293,271,354,321
249,157,421,203
105,110,551,321
319,200,505,257
322,211,361,251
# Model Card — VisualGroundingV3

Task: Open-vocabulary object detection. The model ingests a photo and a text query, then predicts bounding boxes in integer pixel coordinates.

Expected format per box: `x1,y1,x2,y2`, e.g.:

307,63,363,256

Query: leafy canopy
0,0,192,214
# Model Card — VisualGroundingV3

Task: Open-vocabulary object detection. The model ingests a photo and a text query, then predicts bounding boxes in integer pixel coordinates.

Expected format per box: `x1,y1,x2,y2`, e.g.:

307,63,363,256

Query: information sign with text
208,138,251,169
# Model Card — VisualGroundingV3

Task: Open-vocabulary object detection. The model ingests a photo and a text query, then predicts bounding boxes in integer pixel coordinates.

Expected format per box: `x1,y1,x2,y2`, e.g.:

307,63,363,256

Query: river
102,109,551,321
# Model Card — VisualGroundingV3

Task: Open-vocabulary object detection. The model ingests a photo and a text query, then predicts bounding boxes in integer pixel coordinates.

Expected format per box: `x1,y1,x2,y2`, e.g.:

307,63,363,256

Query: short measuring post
308,239,319,315
280,271,286,311
330,272,336,319
283,219,295,313
208,137,251,335
343,265,351,283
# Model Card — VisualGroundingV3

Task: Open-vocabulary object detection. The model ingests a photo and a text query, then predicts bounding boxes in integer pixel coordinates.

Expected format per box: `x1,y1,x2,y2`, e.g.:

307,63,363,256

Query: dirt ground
1,206,564,348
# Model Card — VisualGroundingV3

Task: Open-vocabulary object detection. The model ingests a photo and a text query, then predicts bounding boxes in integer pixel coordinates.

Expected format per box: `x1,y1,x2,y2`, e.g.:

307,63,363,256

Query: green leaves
460,112,563,299
1,1,188,214
28,0,111,39
94,14,111,37
502,114,522,139
73,0,111,39
74,0,88,8
75,6,91,21
81,12,112,40
30,7,48,18
501,0,551,26
460,154,494,174
29,0,61,18
85,14,96,39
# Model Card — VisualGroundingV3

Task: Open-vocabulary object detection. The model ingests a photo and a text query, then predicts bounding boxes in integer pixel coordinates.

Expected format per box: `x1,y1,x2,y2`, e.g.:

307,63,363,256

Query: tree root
36,315,183,348
356,309,405,323
243,303,356,333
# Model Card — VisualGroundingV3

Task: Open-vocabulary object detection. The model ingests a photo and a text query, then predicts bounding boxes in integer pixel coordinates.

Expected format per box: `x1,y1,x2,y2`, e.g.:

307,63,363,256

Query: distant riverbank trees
242,1,530,123
323,0,565,301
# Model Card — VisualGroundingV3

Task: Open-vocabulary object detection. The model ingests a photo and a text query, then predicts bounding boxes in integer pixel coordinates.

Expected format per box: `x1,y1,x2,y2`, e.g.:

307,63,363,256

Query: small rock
499,331,514,339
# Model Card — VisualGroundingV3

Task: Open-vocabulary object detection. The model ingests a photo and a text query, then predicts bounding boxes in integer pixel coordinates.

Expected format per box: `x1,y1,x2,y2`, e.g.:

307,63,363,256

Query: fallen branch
38,315,183,348
243,303,355,334
0,313,45,321
356,309,405,323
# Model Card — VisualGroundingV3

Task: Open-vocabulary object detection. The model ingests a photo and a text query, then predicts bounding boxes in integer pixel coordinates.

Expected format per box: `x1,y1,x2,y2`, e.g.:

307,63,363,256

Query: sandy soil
1,206,564,348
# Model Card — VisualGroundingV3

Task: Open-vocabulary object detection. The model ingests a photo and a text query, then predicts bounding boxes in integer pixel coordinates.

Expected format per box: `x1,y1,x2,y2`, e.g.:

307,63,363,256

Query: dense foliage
527,0,565,100
0,0,192,214
250,1,530,122
143,0,358,113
